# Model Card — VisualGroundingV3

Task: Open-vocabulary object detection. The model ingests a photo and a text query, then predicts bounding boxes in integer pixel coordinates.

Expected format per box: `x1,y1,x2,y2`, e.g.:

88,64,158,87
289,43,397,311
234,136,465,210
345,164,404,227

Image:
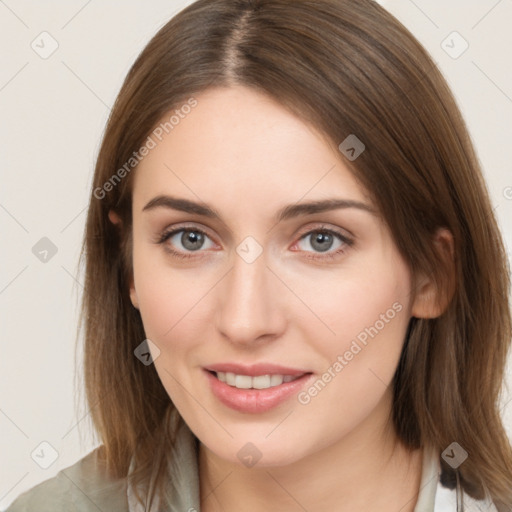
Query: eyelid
295,222,353,241
155,222,217,243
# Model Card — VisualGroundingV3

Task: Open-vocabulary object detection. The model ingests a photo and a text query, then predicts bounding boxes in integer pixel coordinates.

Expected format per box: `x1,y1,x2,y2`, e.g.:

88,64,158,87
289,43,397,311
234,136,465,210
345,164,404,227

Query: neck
198,393,424,512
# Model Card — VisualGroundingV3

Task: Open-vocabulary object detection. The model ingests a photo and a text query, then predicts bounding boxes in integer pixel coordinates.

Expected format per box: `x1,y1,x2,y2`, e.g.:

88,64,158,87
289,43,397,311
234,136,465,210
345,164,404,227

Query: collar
414,445,499,511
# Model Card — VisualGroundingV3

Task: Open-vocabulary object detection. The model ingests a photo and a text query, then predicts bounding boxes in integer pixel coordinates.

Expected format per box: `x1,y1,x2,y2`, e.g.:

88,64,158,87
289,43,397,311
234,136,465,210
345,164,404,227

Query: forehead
132,86,370,214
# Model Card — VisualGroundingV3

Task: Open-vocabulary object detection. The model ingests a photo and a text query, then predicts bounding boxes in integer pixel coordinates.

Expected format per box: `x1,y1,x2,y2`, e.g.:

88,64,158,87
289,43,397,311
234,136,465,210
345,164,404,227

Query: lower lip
204,370,314,414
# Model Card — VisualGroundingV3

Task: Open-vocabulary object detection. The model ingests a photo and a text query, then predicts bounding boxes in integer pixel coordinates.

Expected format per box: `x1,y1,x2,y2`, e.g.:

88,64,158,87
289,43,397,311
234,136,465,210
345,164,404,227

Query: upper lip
204,363,311,377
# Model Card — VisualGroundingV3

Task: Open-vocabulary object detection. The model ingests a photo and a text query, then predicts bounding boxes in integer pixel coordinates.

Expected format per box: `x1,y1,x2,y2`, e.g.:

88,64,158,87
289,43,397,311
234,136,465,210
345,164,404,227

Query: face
128,85,418,467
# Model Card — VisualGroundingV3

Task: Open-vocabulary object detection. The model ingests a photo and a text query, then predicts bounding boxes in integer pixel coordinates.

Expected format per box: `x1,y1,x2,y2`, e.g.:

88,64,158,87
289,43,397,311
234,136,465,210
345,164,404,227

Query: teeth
215,371,301,389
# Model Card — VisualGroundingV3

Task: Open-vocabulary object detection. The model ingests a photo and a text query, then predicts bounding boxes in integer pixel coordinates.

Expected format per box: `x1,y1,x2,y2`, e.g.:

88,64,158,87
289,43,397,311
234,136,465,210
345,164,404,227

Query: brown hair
78,0,512,509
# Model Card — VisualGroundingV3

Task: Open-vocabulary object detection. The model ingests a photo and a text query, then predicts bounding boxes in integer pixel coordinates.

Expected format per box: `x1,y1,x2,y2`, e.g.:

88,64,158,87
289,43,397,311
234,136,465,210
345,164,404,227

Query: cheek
291,259,411,355
135,271,204,342
132,246,216,355
295,266,412,426
333,280,408,357
296,281,410,439
300,260,411,409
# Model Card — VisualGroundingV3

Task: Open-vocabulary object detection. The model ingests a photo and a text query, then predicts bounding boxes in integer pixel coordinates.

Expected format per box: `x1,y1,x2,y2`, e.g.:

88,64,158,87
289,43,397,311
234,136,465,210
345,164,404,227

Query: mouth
203,365,314,414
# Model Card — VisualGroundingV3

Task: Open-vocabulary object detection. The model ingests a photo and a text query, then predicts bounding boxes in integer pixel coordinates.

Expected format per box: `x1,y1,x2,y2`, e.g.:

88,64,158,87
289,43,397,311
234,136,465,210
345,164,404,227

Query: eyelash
155,224,354,262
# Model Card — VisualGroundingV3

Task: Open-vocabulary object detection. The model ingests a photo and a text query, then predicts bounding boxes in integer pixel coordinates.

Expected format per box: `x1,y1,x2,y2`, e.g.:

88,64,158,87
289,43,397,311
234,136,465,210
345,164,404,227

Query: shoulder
4,446,128,512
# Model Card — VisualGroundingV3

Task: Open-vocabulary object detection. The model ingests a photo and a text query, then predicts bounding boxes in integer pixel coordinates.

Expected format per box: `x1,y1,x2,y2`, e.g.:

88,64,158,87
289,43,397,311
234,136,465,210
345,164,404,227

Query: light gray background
1,0,511,509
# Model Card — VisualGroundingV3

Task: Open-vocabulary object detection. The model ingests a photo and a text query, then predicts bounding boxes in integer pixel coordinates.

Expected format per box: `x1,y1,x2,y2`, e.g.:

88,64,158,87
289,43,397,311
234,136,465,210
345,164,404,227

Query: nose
215,248,287,347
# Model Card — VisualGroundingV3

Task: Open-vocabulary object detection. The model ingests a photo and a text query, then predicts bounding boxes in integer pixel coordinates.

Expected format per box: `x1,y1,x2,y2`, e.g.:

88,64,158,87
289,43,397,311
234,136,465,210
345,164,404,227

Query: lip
203,367,314,414
204,362,308,377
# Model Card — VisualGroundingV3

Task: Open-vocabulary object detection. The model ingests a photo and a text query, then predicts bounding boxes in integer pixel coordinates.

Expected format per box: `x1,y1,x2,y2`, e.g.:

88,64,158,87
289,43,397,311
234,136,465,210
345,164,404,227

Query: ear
129,276,139,310
108,209,122,226
411,228,455,319
109,209,139,309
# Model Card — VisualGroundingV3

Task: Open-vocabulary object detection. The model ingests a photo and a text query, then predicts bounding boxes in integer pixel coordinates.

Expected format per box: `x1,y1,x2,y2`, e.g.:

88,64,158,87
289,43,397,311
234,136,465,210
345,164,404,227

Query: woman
6,0,512,510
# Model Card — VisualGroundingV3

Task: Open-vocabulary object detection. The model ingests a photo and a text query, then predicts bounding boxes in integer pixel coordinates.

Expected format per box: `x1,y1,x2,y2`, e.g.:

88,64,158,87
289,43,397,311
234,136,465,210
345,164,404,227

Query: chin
199,430,314,469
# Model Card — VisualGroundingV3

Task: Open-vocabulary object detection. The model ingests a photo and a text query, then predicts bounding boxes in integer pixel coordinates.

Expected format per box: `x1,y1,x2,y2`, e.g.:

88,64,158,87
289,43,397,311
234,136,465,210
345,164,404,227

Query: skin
116,85,453,511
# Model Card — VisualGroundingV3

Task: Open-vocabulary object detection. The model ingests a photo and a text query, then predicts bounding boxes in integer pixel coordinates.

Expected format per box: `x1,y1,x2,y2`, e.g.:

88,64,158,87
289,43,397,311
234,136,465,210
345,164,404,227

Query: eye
293,227,353,261
156,226,216,259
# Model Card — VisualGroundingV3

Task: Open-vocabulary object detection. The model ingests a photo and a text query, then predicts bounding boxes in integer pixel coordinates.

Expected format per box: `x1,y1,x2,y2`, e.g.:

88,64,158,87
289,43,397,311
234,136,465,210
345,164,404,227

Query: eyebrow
142,195,376,223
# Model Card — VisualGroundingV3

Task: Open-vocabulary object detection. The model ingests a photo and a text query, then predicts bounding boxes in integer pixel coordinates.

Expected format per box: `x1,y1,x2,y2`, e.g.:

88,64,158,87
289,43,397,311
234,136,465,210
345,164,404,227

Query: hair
78,0,512,509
